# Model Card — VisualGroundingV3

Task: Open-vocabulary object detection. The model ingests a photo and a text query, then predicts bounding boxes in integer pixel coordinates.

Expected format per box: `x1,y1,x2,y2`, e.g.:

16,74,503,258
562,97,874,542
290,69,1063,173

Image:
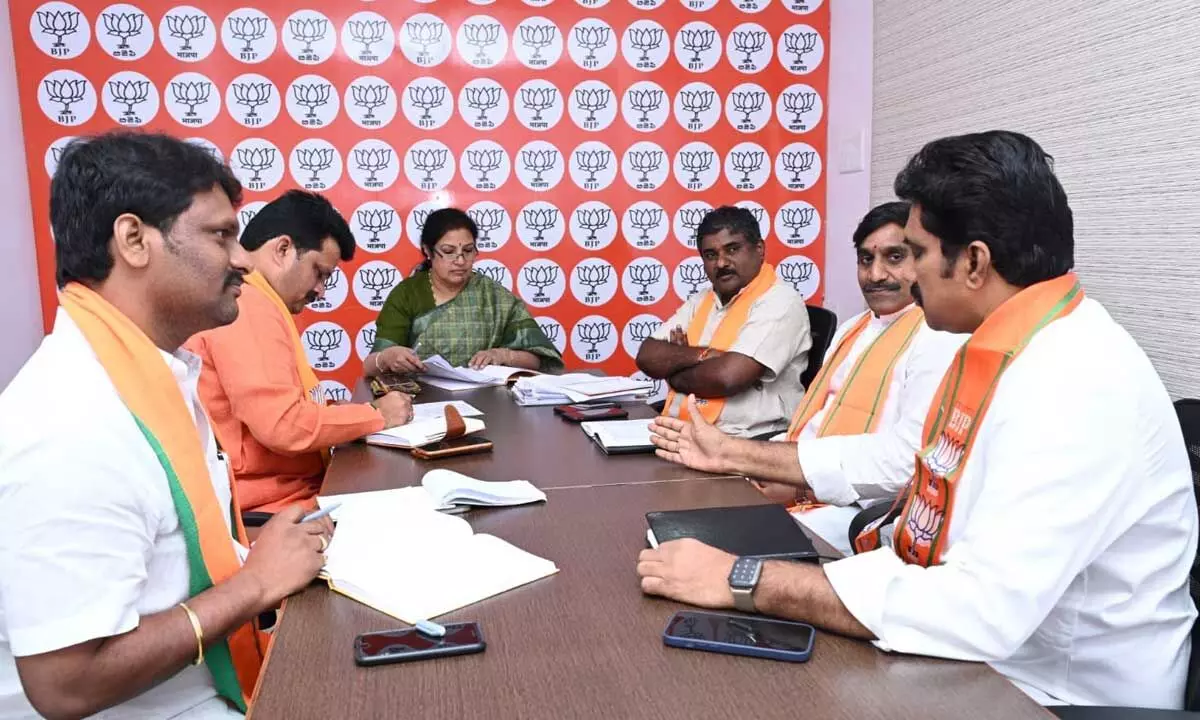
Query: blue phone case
662,611,815,663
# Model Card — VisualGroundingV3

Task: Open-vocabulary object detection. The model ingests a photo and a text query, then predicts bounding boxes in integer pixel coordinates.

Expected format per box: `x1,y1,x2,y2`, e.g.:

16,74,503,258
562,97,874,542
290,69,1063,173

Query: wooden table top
250,384,1050,720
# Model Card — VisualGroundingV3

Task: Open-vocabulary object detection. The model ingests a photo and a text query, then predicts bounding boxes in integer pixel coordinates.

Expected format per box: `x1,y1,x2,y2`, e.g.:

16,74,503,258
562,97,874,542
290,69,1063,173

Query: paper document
318,471,546,520
511,373,652,406
366,415,485,449
418,355,539,389
580,419,656,454
320,501,558,623
411,401,483,422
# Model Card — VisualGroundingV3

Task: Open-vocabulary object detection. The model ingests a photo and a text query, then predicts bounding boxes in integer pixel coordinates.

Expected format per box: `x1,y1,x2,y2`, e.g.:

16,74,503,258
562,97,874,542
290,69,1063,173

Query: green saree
373,270,564,372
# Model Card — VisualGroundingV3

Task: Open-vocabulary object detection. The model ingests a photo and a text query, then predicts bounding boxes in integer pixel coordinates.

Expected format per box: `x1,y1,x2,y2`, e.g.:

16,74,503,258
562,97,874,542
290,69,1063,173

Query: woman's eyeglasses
434,246,478,261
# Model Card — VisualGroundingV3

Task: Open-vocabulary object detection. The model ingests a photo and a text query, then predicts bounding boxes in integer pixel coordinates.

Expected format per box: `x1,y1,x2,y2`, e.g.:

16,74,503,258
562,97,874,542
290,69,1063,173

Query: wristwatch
728,556,763,613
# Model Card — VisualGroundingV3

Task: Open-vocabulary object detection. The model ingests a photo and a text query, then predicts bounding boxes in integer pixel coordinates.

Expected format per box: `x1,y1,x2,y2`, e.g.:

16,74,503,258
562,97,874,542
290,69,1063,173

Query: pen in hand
302,502,340,524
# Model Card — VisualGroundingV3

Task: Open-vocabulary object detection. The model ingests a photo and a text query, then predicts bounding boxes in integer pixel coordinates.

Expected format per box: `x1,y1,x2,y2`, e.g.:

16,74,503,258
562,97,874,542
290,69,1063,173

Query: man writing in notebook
649,202,966,554
638,131,1197,708
0,132,330,718
635,206,810,439
187,191,413,515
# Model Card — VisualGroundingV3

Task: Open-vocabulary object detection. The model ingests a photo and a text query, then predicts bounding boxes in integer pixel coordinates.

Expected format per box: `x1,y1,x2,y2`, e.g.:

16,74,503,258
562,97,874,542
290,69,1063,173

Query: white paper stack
418,355,539,390
580,419,656,454
511,374,653,406
318,469,547,518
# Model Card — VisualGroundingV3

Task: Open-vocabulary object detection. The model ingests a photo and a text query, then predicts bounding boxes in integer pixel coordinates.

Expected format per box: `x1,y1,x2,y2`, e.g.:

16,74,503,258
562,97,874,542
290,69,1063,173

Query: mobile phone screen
355,623,483,661
664,612,814,651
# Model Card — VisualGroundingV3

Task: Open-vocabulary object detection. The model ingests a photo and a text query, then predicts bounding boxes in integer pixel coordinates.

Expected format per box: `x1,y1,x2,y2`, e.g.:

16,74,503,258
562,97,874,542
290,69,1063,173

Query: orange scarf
242,270,329,466
854,274,1084,565
664,264,777,423
786,306,925,441
60,283,266,711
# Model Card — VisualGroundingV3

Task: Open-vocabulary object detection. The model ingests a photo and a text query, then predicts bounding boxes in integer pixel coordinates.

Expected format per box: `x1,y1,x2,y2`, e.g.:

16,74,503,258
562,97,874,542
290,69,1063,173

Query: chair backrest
800,305,838,390
1174,399,1200,710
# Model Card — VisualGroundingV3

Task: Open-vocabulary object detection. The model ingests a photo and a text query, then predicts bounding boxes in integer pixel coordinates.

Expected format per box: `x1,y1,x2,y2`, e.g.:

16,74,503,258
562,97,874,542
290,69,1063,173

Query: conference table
250,383,1049,719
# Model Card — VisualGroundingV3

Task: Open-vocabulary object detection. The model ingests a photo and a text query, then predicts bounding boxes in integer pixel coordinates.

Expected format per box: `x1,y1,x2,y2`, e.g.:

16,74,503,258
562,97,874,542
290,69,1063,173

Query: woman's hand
380,346,426,374
468,348,510,370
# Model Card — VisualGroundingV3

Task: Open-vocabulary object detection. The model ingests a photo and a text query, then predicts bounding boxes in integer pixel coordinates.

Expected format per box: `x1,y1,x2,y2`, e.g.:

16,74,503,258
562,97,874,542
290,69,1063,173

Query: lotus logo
410,147,448,184
228,16,268,56
324,386,349,403
783,31,819,66
678,150,715,187
289,17,328,56
164,14,207,54
347,19,388,55
778,260,815,292
521,207,559,246
296,147,335,184
628,150,664,185
574,207,612,247
462,22,502,65
411,209,431,237
170,81,213,123
731,90,767,128
359,266,397,302
468,208,506,247
36,10,80,51
730,150,766,186
291,82,331,123
474,265,508,285
781,91,818,128
627,26,665,66
731,29,769,67
628,263,664,297
575,265,612,303
679,27,716,68
780,206,815,241
627,320,661,343
576,321,612,360
44,78,86,115
519,23,556,62
628,207,664,246
678,88,716,129
108,80,150,118
538,322,560,344
522,265,559,302
407,83,446,124
574,25,611,65
521,149,558,185
357,208,395,248
464,84,502,125
903,494,944,550
678,263,710,297
574,87,611,127
575,149,611,186
351,83,390,122
304,328,343,363
520,86,557,123
353,147,392,185
406,21,444,64
101,12,144,53
678,208,707,246
627,87,664,127
231,82,272,121
236,146,276,184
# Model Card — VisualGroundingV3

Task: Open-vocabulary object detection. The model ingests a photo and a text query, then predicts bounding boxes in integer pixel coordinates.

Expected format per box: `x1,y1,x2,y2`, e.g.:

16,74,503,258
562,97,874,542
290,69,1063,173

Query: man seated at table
637,130,1198,709
186,190,413,514
649,201,966,554
0,131,330,718
635,206,810,439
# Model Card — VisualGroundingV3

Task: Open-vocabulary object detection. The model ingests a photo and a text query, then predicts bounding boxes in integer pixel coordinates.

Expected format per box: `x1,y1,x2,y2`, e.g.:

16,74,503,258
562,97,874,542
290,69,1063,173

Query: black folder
645,504,820,561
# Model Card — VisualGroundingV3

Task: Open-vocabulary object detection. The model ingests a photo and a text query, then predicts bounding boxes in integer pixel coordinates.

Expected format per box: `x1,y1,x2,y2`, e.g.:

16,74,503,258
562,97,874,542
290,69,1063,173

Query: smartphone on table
662,611,814,662
354,622,486,666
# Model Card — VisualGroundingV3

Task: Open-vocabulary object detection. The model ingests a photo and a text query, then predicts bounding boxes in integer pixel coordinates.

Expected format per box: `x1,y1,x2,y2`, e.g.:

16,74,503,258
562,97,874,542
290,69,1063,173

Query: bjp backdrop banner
11,0,828,396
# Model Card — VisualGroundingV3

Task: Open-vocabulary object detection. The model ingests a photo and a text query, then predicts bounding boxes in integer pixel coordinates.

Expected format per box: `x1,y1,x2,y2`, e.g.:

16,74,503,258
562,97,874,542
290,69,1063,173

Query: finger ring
318,535,329,553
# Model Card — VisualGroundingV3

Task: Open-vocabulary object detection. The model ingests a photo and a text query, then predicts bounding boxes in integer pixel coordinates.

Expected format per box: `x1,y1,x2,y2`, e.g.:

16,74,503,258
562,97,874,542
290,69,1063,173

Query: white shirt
783,306,966,554
654,280,811,438
0,310,243,719
824,298,1198,708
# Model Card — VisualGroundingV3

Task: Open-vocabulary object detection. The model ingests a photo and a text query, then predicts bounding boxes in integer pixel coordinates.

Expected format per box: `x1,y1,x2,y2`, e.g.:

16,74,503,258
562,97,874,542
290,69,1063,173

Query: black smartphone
353,622,486,666
662,611,814,662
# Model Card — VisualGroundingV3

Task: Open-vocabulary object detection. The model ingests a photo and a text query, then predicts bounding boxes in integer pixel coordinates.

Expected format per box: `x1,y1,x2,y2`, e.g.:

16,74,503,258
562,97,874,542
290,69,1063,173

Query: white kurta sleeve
0,432,157,657
821,360,1148,662
799,328,965,506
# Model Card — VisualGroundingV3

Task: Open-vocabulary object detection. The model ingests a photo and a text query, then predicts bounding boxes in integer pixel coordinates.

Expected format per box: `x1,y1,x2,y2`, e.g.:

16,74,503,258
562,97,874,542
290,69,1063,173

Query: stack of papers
511,374,654,406
580,419,656,455
318,469,547,517
318,478,556,623
418,354,539,391
366,414,486,449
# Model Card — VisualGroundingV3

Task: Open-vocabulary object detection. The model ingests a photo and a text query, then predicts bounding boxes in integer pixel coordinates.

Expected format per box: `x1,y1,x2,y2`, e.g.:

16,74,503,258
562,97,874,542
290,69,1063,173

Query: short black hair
240,189,355,261
853,201,910,248
695,206,762,249
420,207,477,254
894,130,1073,287
51,131,242,287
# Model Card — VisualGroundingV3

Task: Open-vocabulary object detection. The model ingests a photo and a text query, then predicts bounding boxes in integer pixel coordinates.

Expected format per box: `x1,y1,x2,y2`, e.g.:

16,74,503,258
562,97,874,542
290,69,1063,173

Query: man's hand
749,479,800,504
239,506,329,607
637,538,736,609
374,391,413,428
381,346,425,373
468,348,509,370
649,395,730,473
668,326,688,346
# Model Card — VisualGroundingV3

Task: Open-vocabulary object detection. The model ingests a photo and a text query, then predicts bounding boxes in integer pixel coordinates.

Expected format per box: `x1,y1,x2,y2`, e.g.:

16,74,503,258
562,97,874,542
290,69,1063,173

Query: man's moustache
864,282,902,293
224,272,244,289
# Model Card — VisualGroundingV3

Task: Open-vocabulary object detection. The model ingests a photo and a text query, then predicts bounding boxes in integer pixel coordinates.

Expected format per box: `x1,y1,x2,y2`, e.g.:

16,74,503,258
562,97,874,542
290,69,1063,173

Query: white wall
821,0,873,322
0,0,43,391
871,0,1200,398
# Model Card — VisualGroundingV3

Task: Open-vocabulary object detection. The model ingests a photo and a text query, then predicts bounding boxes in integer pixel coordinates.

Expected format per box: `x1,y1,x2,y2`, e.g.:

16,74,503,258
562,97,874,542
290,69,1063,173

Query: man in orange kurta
187,191,413,513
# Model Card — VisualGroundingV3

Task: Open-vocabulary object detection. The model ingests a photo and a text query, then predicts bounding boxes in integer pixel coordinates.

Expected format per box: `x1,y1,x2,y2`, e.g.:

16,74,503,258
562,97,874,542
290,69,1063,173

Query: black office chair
1051,399,1200,718
801,305,838,391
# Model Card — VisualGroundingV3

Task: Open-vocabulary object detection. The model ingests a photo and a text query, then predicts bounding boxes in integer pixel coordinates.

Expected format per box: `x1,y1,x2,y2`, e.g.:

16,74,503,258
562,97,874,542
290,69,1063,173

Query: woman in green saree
363,208,564,377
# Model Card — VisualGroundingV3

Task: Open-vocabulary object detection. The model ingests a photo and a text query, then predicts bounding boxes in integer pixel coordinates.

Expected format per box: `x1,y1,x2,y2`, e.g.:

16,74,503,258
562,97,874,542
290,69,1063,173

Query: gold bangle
179,602,204,666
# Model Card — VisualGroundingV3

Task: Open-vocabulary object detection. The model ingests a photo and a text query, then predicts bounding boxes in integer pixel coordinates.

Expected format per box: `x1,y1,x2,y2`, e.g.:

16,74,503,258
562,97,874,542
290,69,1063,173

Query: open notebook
580,419,656,455
320,502,558,624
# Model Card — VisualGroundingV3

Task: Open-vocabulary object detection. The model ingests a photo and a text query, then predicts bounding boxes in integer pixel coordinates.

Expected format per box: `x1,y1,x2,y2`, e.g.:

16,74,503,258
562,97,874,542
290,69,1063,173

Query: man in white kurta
637,131,1196,709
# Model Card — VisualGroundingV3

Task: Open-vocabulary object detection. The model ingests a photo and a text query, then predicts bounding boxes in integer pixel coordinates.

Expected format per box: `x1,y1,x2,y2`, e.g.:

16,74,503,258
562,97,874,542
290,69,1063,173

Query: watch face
728,557,762,589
